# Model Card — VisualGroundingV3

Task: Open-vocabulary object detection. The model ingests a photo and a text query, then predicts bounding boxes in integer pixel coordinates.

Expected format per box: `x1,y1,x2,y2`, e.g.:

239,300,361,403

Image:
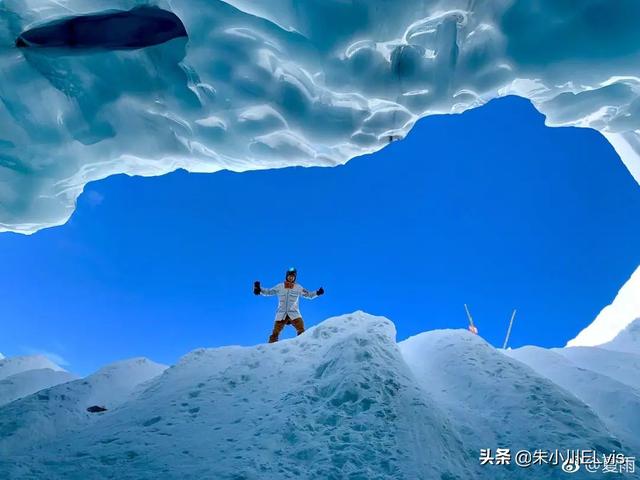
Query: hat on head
285,267,297,279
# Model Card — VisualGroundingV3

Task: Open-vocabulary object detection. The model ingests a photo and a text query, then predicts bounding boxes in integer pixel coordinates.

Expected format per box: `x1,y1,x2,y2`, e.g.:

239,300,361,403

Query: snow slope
568,266,640,348
1,0,640,233
601,317,640,355
400,330,626,479
2,312,634,480
3,313,472,479
0,355,77,407
505,319,640,456
0,355,65,381
0,368,77,408
0,357,167,461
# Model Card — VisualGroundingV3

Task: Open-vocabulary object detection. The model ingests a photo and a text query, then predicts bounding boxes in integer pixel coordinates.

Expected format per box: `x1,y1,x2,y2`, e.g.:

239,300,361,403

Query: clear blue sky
1,96,639,375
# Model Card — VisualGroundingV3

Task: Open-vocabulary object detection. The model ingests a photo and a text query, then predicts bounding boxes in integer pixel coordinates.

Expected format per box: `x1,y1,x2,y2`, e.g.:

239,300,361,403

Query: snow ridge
505,321,640,457
0,356,167,461
0,369,78,408
568,266,640,348
0,354,80,408
0,355,65,381
602,317,640,355
1,312,636,480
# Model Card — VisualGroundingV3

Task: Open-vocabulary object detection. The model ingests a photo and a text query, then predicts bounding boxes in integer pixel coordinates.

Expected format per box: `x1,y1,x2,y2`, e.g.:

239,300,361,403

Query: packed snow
568,265,640,348
0,357,167,462
0,368,78,408
601,315,640,355
505,319,640,456
0,354,77,407
400,330,628,466
1,0,640,233
0,355,65,381
1,312,636,479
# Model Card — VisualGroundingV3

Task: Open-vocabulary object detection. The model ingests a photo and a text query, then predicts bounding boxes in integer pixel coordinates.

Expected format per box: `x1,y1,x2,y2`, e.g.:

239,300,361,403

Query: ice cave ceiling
1,0,639,234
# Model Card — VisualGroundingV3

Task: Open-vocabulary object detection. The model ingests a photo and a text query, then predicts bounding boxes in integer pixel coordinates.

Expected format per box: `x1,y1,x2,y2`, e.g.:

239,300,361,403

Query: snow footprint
142,416,162,427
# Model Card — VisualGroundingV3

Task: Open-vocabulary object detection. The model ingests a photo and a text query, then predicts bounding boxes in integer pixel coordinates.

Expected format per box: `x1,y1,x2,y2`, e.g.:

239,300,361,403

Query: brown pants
269,316,305,343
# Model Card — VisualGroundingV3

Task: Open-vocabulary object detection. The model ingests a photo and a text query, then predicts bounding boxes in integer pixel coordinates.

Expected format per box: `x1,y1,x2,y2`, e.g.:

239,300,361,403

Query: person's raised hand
317,287,324,296
253,281,261,295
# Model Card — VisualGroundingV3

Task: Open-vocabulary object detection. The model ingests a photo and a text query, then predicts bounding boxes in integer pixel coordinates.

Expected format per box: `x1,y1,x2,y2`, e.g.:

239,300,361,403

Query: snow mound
84,357,170,408
0,355,65,381
5,313,473,479
1,0,640,233
0,357,167,459
505,344,640,455
3,312,632,480
400,330,624,479
555,346,640,394
0,368,78,408
568,266,640,348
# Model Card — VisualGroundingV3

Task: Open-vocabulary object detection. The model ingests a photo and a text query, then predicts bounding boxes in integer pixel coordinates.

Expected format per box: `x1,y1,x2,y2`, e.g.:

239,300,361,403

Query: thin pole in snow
464,304,478,334
502,309,517,349
464,304,474,326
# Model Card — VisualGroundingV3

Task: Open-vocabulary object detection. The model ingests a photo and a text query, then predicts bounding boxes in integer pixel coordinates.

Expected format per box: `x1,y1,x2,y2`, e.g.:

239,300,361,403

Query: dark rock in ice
86,405,108,413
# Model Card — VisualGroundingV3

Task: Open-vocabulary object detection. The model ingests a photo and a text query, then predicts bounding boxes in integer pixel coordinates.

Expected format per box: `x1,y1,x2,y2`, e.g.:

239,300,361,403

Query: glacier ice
567,265,640,348
1,312,637,479
1,0,640,233
15,6,187,50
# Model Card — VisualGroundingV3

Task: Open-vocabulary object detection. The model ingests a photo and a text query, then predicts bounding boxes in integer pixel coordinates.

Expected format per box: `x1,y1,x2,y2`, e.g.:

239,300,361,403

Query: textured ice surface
1,0,640,233
2,312,635,479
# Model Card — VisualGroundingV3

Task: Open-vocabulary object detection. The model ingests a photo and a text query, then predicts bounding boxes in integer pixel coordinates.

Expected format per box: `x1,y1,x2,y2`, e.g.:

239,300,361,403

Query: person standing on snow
254,267,324,343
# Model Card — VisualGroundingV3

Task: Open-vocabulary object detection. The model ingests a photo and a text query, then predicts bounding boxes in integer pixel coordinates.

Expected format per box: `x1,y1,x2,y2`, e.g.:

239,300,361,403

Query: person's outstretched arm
259,283,280,296
301,286,324,299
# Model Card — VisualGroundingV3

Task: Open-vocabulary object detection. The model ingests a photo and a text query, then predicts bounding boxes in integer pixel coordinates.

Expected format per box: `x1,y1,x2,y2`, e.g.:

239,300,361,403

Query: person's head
285,267,297,283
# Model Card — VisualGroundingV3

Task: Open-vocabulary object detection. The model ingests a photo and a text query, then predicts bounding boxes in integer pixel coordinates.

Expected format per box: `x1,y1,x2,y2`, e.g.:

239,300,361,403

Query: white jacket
260,282,318,321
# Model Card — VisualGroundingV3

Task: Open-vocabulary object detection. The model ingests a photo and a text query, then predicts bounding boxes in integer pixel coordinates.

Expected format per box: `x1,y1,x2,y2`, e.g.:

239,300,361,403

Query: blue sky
1,96,639,375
